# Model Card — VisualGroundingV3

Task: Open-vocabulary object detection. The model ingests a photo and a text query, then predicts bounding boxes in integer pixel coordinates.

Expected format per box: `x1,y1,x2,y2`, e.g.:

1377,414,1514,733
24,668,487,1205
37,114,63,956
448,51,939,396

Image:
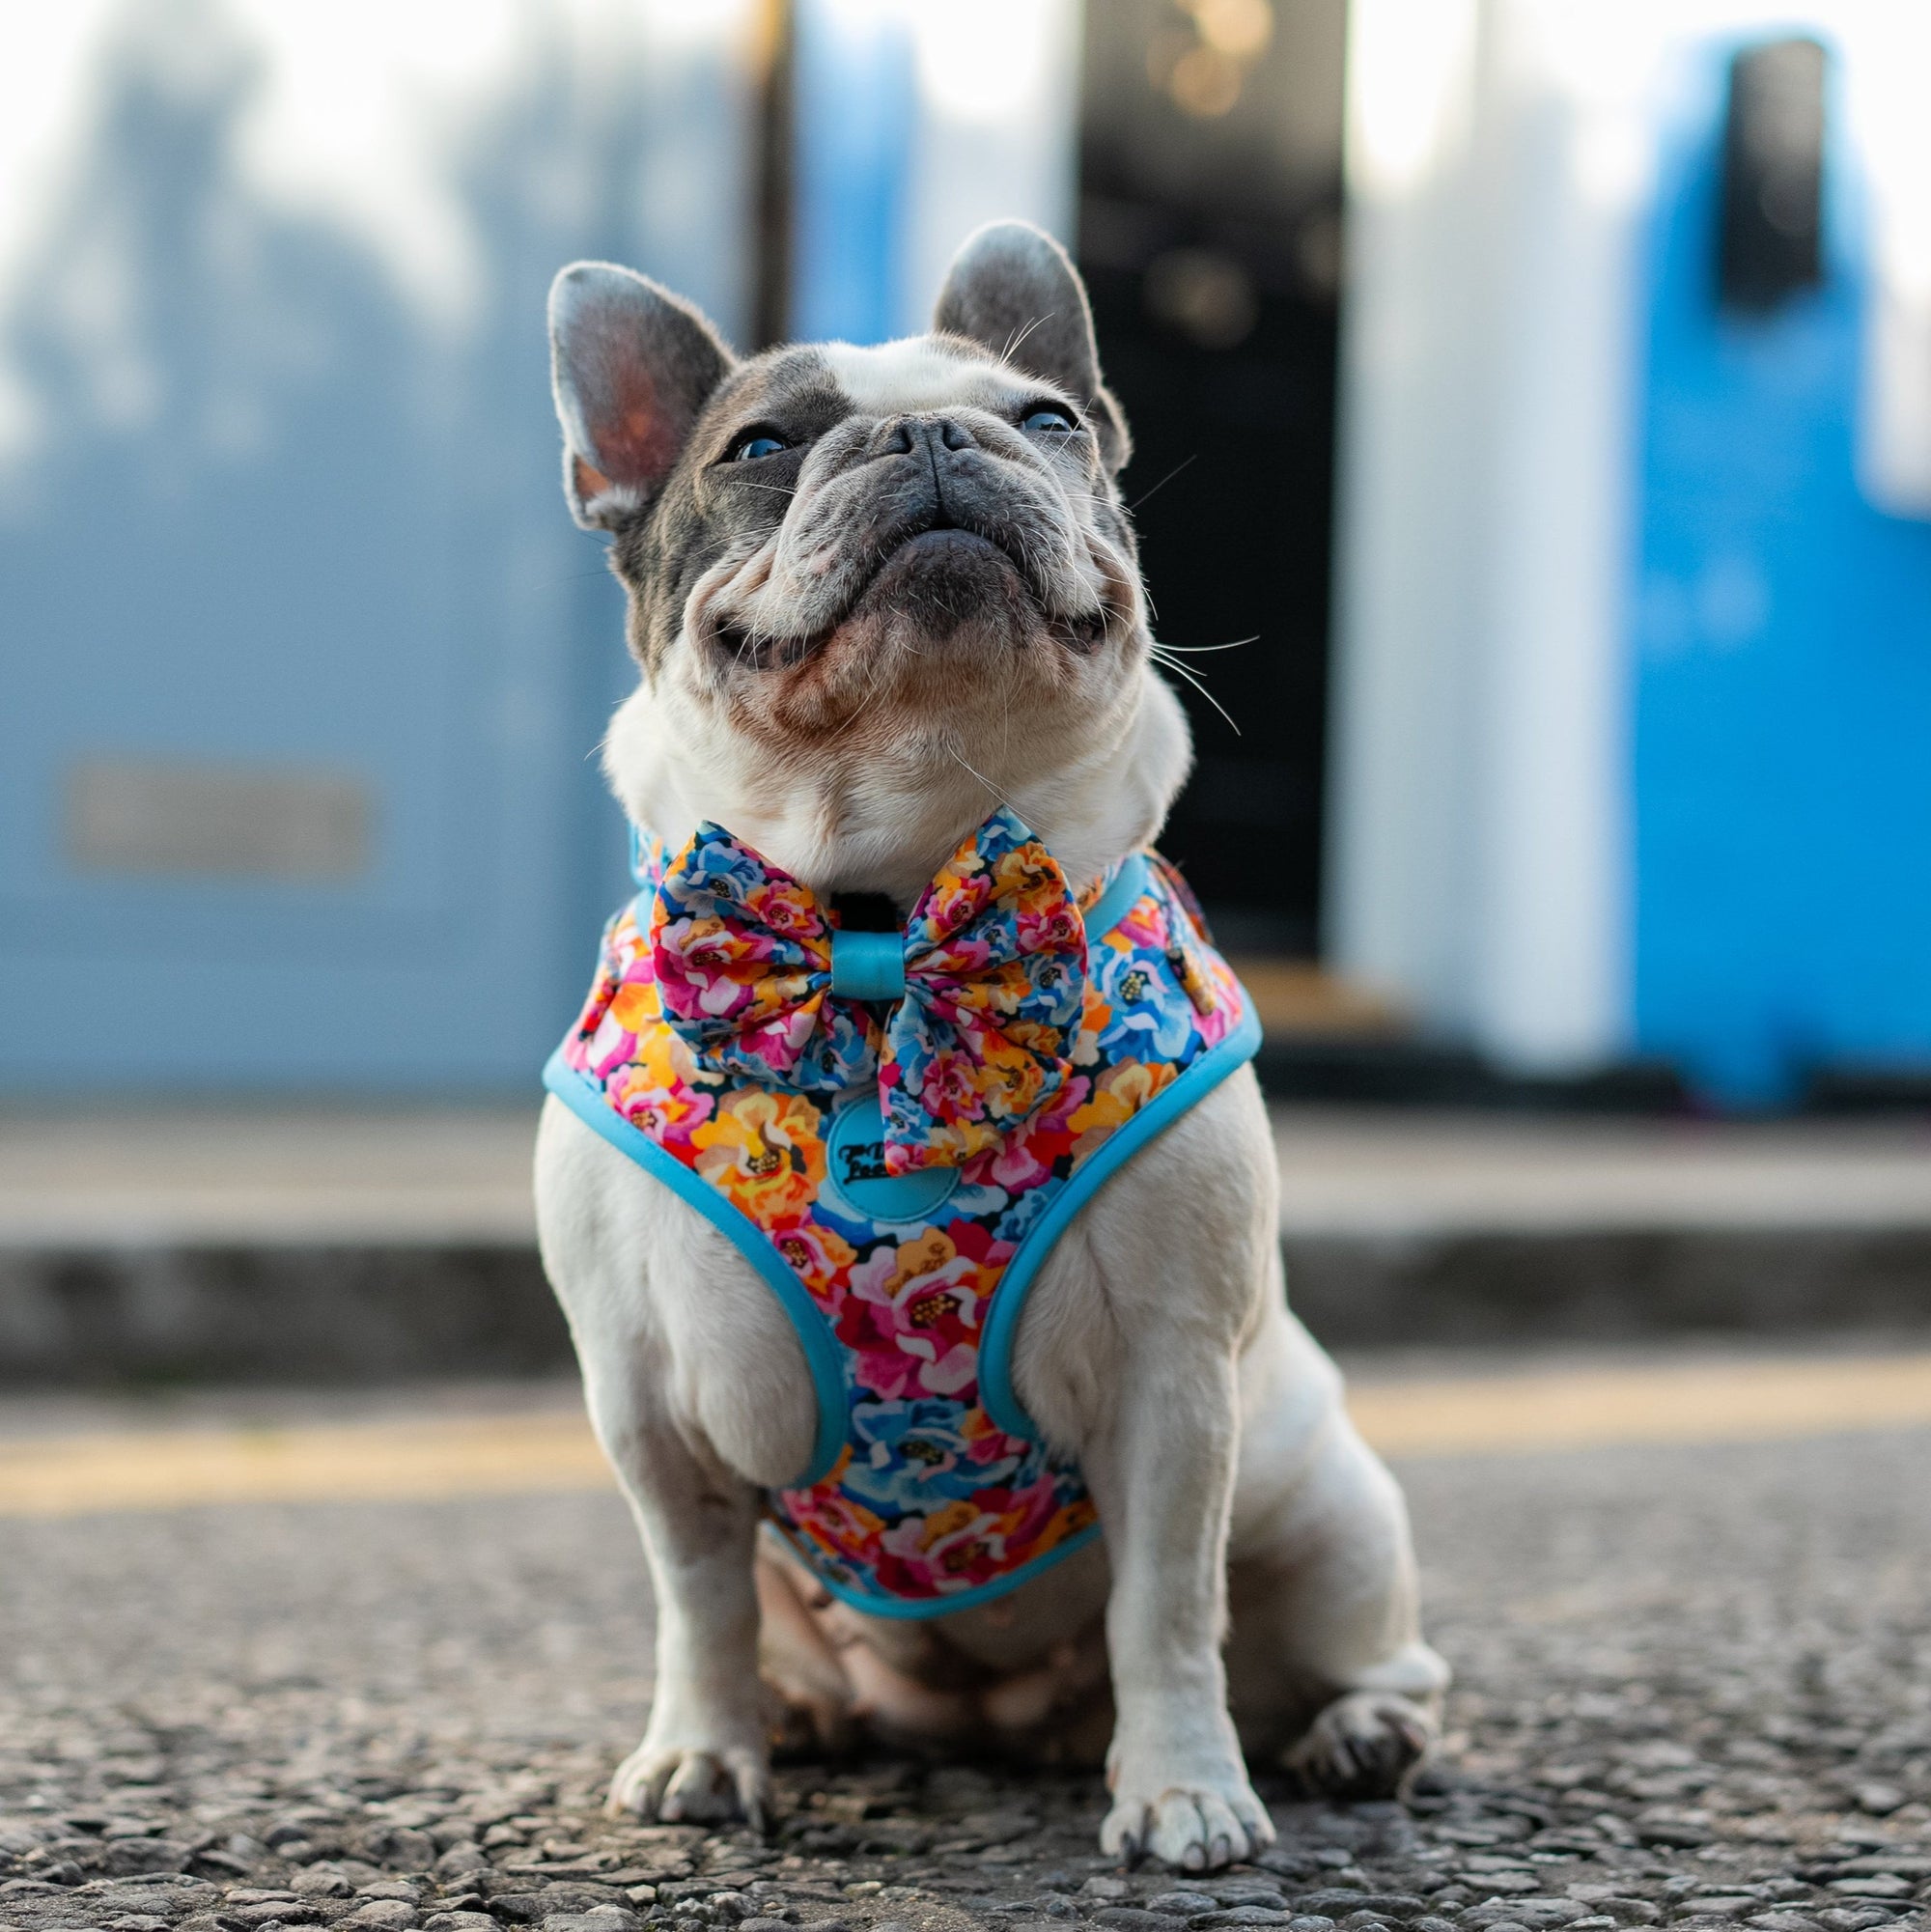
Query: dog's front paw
1284,1690,1432,1801
606,1737,772,1833
1101,1765,1274,1872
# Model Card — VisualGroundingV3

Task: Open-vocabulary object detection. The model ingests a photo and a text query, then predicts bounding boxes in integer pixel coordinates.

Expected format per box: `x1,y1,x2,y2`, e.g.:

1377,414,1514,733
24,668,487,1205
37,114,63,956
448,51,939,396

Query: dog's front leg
1082,1338,1274,1870
598,1393,771,1830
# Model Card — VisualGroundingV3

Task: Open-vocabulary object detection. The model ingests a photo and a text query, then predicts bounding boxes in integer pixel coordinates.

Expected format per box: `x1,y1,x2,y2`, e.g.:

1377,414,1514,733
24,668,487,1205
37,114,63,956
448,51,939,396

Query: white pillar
1328,0,1650,1071
895,0,1083,332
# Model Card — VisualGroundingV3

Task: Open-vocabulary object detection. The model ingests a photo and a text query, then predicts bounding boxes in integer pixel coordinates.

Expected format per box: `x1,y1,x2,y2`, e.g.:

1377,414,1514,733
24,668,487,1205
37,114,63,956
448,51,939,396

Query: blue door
1631,32,1931,1103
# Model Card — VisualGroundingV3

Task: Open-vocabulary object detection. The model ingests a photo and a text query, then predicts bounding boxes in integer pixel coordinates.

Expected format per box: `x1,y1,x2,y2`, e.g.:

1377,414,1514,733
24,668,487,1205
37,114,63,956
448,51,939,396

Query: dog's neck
603,663,1192,909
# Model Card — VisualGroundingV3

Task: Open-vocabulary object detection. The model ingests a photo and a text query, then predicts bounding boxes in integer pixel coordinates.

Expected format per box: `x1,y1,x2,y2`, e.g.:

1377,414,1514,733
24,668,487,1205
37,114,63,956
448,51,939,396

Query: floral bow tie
650,808,1086,1173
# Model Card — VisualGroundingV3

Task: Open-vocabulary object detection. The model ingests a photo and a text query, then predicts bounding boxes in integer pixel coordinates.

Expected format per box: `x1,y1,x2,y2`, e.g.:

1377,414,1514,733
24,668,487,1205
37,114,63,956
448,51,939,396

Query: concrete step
2,1103,1928,1384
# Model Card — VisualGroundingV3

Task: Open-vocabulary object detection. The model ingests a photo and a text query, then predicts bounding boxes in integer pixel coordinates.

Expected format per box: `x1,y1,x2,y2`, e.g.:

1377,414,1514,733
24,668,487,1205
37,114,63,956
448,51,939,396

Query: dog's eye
730,433,789,462
1021,407,1077,436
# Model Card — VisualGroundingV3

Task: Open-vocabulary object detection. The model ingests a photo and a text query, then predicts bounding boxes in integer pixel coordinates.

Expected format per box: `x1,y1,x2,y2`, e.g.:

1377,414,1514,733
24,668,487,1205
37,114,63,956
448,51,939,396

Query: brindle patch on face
612,347,854,674
608,330,1147,779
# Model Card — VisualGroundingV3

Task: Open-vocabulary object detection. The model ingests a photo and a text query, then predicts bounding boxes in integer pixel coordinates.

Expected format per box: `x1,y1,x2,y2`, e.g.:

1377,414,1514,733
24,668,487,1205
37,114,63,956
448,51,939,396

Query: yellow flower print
886,1227,958,1289
691,1087,826,1227
1068,1057,1178,1157
919,1497,982,1548
989,843,1055,902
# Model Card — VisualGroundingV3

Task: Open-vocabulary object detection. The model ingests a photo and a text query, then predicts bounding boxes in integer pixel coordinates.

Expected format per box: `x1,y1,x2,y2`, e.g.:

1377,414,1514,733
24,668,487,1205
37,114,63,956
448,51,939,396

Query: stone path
3,1422,1927,1932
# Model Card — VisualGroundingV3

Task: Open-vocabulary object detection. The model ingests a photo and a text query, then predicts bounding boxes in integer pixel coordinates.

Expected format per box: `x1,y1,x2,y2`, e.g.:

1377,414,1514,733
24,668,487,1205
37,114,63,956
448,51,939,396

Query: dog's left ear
549,261,737,530
934,221,1132,473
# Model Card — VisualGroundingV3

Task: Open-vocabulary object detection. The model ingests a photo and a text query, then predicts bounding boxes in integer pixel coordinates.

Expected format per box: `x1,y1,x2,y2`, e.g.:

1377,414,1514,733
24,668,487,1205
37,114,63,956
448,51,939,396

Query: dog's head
549,221,1189,903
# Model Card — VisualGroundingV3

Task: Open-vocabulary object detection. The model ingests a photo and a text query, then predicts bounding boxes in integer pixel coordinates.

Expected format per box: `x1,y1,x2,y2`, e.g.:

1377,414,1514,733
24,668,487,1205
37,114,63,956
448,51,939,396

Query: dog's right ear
548,262,736,530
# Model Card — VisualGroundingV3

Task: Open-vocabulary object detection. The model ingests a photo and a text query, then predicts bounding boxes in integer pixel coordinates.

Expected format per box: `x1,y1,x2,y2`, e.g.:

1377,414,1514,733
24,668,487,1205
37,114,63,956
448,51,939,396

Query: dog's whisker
944,738,1009,806
999,310,1053,367
1128,453,1199,513
1151,647,1243,737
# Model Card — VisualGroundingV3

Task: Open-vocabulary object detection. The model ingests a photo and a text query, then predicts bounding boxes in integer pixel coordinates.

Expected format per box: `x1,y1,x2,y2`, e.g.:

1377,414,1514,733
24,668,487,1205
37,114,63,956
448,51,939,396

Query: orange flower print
783,1482,886,1567
1068,1056,1177,1157
691,1087,826,1227
609,976,663,1037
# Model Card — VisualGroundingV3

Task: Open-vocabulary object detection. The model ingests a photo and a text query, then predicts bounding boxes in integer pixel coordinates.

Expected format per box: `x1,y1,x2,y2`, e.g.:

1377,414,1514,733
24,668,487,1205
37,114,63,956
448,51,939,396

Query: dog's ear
933,221,1132,473
548,262,736,530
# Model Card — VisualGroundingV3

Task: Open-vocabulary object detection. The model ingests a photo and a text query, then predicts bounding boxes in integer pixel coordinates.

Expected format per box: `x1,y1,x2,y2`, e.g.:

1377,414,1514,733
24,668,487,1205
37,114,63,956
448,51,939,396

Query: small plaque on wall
65,758,372,881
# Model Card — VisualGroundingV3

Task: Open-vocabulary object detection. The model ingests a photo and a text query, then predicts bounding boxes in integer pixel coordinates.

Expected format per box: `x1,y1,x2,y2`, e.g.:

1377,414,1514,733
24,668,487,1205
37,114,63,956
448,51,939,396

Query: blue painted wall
0,6,748,1093
1631,38,1931,1103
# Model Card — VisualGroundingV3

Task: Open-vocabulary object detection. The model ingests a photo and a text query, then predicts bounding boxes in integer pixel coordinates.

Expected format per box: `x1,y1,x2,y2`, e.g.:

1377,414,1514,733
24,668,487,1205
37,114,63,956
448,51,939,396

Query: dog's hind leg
1222,1328,1449,1798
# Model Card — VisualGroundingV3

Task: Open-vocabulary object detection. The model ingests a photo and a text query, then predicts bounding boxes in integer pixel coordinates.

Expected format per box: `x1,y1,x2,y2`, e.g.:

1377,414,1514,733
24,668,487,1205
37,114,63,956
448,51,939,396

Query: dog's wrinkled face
549,223,1188,901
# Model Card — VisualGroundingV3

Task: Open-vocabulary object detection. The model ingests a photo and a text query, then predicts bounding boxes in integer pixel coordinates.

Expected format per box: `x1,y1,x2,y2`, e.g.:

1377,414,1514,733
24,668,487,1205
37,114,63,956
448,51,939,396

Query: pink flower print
876,1506,1006,1596
743,879,822,940
1018,898,1081,955
781,1482,885,1565
607,1056,714,1152
924,932,997,978
977,1070,1087,1190
996,1468,1062,1551
839,1233,987,1400
922,1046,987,1124
767,1216,858,1299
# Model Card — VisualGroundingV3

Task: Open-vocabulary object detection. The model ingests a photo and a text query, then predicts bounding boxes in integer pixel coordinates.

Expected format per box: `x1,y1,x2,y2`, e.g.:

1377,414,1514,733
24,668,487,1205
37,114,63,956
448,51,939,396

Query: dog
532,220,1447,1874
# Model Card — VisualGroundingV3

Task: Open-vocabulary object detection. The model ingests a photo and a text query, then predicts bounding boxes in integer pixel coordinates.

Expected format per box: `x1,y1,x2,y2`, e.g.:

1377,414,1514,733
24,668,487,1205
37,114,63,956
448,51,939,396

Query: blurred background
2,0,1930,1392
4,0,1930,1110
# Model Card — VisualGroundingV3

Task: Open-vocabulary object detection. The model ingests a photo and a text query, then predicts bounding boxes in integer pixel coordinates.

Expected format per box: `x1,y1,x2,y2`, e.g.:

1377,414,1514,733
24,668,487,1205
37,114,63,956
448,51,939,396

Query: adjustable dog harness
544,808,1258,1617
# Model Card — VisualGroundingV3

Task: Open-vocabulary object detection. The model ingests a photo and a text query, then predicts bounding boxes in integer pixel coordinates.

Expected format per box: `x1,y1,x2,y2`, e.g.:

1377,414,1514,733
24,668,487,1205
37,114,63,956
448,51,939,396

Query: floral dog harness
544,808,1259,1616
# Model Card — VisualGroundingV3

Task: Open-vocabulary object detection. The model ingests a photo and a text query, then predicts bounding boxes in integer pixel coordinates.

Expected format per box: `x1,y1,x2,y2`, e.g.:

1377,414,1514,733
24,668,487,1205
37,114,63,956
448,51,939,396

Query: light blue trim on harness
543,1046,852,1486
541,858,1156,1494
1083,850,1150,940
770,1506,1105,1620
976,994,1264,1442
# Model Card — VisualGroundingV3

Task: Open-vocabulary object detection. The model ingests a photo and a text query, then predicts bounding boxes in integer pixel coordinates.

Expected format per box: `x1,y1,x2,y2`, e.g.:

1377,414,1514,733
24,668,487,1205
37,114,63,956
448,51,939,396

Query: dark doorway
1077,0,1348,956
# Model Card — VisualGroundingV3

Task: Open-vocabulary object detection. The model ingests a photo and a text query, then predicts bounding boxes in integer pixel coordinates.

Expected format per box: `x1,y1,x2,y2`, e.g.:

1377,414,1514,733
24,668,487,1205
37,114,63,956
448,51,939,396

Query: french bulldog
533,220,1446,1871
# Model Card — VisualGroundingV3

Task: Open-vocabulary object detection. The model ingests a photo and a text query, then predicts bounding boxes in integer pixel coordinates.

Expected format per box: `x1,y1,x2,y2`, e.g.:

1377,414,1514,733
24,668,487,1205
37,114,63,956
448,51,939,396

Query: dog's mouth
711,518,1108,669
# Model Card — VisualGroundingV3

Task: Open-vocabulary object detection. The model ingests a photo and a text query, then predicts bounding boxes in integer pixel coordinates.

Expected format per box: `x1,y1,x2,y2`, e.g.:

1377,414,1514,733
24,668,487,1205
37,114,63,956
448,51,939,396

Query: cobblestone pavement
4,1427,1928,1932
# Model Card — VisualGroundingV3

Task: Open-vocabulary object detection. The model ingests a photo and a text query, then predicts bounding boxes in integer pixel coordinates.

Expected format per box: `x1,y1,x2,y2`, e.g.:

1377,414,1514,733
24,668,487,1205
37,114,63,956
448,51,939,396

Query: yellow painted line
1346,1351,1931,1457
4,1353,1931,1519
0,1414,611,1519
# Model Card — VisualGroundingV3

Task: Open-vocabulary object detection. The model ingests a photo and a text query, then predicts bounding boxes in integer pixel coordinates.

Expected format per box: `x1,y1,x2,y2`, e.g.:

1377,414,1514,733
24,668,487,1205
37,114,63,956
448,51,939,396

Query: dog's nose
875,413,978,459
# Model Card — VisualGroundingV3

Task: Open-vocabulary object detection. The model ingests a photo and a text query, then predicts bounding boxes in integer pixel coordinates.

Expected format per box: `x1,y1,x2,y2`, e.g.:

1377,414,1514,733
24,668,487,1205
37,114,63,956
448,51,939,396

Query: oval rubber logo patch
821,1090,959,1227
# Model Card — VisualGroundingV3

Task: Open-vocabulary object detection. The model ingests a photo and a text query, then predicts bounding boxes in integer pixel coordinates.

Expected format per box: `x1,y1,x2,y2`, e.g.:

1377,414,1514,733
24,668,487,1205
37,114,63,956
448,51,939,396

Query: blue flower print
843,1397,1021,1513
994,1185,1055,1245
1091,939,1196,1061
